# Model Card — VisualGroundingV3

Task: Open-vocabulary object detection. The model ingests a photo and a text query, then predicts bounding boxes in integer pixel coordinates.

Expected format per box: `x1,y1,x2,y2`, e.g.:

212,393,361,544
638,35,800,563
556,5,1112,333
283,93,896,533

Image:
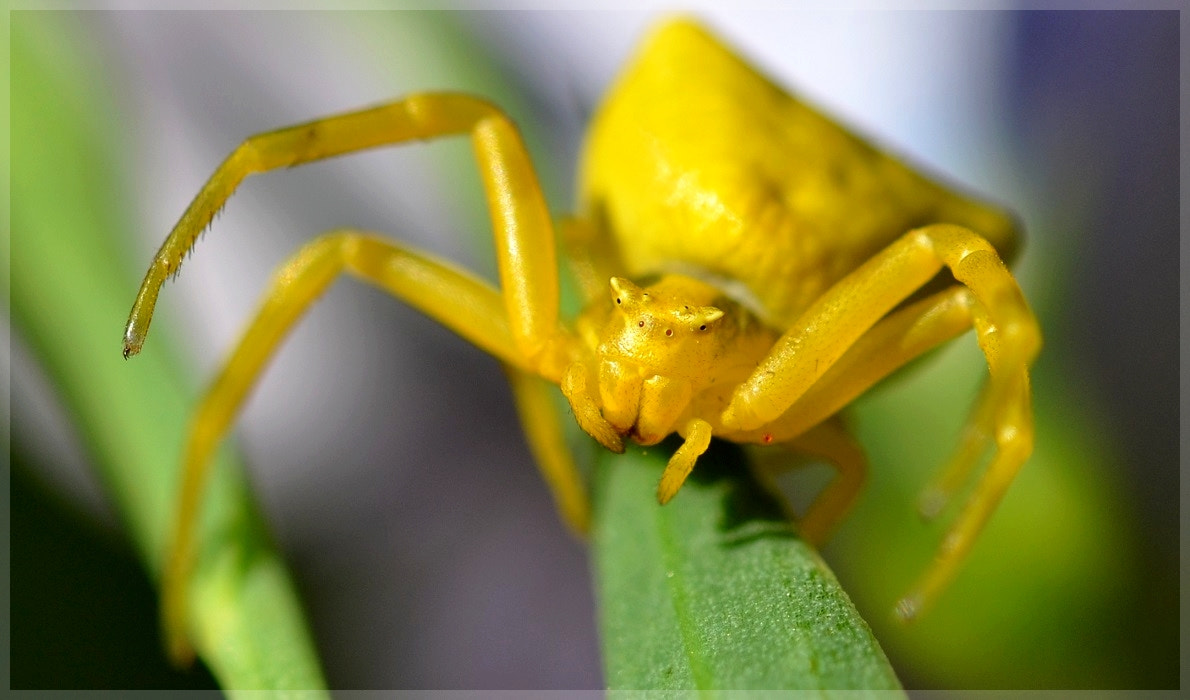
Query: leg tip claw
917,487,948,520
893,593,922,623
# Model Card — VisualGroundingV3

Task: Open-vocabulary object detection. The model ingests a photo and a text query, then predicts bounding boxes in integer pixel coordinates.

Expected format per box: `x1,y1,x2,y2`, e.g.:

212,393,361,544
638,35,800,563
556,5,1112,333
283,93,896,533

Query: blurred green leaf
594,441,904,692
11,12,326,694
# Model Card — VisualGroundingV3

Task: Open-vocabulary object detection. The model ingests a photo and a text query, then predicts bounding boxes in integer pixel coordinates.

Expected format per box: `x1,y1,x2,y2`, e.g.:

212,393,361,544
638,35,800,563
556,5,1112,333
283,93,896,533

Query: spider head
585,276,725,443
601,277,725,369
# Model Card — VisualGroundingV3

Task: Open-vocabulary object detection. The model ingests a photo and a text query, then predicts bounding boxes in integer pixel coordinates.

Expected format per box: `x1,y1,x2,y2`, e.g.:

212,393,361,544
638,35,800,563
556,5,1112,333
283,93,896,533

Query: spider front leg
124,95,585,664
124,93,564,368
161,231,577,665
741,287,975,547
721,224,1040,620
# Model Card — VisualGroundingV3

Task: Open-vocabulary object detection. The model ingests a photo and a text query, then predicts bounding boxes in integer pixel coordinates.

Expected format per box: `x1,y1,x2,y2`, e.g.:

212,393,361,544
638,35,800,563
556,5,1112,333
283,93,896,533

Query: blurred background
8,5,1179,690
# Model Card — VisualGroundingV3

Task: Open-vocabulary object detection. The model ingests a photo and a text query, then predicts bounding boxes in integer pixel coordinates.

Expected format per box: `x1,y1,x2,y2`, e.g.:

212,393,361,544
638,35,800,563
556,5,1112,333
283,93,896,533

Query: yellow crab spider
124,19,1039,664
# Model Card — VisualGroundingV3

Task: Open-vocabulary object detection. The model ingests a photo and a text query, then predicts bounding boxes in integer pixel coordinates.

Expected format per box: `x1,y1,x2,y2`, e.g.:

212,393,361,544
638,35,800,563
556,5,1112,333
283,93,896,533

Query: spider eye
616,298,621,304
699,324,707,331
638,320,645,328
665,328,673,337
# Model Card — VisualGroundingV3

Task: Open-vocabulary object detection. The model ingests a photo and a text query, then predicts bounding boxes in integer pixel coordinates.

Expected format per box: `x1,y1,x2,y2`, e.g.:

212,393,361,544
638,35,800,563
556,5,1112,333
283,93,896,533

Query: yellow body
124,19,1040,665
582,22,1018,329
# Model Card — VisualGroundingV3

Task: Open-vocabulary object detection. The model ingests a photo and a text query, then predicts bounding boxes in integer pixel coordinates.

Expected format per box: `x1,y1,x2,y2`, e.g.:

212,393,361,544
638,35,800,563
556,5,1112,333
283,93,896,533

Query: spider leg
161,230,559,665
124,93,564,374
722,224,1040,621
126,95,583,663
897,368,1033,622
769,286,977,438
506,367,590,535
749,287,971,543
752,417,868,547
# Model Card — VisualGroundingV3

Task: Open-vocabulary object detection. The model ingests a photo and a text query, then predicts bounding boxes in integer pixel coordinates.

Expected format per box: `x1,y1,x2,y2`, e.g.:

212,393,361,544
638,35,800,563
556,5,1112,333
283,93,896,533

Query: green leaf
11,12,326,695
594,440,903,692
